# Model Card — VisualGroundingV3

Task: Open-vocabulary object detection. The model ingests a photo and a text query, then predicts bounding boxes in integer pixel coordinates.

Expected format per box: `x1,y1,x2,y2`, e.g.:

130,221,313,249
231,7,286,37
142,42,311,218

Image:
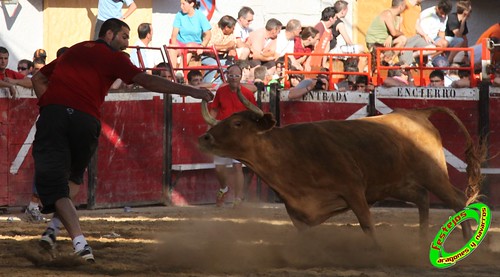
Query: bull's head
199,87,276,158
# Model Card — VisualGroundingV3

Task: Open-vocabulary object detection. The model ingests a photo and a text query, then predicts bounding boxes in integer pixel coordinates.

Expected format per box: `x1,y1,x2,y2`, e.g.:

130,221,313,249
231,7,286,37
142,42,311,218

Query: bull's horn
236,87,264,117
201,100,218,126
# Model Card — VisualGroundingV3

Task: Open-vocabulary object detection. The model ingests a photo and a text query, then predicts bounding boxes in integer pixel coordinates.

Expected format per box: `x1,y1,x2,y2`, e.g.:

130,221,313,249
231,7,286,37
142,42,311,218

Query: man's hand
189,87,214,102
8,85,18,99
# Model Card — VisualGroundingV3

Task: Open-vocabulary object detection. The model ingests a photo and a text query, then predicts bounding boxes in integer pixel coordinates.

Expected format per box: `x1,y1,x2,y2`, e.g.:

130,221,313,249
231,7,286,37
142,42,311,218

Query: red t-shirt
293,36,313,59
209,84,257,120
0,68,25,80
38,40,142,119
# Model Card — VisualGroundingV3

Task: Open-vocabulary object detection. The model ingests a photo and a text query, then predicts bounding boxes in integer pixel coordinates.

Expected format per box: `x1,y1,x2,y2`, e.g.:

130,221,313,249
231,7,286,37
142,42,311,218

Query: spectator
354,75,374,92
17,59,34,77
451,69,471,88
311,7,337,69
329,0,354,52
202,15,238,84
234,6,254,60
187,69,203,86
274,19,302,67
365,0,407,51
246,18,283,74
401,0,425,38
429,69,446,87
31,18,212,263
33,49,47,63
400,0,453,65
152,62,174,81
168,0,212,68
32,57,46,76
382,64,415,87
445,0,472,63
293,26,320,72
0,46,31,96
288,72,329,100
208,64,256,208
94,0,137,40
288,73,304,88
56,47,69,58
130,23,155,72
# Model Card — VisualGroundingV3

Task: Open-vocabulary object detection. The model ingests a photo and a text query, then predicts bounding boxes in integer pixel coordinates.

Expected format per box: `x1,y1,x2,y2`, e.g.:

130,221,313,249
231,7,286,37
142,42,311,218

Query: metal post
163,94,173,205
478,80,491,205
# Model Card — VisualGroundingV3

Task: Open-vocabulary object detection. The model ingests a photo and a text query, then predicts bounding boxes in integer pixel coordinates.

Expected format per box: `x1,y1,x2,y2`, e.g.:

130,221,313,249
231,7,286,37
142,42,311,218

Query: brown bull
198,94,483,244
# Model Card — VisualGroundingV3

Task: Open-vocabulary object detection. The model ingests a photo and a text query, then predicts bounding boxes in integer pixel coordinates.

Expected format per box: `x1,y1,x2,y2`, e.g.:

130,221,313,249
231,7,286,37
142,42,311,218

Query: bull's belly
286,196,349,226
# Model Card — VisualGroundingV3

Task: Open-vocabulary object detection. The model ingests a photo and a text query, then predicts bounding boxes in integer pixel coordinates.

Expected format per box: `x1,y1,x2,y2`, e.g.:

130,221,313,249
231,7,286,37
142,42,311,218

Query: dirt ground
0,202,499,277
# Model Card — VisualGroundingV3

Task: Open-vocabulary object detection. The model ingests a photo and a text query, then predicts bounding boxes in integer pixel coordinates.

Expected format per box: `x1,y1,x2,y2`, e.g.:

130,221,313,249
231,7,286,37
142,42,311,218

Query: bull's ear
256,113,276,131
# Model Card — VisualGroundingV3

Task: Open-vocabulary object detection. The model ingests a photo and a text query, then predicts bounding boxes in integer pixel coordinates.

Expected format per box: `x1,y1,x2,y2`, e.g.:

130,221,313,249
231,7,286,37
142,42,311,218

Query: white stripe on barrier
10,116,38,175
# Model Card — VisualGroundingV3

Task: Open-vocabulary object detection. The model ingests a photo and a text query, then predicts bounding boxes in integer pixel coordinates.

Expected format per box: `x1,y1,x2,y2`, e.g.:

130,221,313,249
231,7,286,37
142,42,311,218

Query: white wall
0,0,43,69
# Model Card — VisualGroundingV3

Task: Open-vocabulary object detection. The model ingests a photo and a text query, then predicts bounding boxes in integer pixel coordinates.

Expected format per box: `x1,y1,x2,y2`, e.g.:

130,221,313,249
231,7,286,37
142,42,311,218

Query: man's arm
132,72,213,101
288,79,315,100
4,77,33,89
31,71,49,99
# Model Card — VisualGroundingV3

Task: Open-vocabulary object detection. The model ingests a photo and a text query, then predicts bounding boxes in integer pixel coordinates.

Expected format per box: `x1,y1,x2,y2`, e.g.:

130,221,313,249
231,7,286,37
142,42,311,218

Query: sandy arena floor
0,202,499,276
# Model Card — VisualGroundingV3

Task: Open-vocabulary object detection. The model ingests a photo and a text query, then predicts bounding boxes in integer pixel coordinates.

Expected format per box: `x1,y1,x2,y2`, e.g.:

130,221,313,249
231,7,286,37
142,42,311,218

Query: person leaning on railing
288,73,329,100
382,63,415,87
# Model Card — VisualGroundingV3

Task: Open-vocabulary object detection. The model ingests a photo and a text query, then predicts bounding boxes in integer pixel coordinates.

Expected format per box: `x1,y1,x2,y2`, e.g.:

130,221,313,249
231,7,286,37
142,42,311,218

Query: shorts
33,105,101,214
214,155,240,166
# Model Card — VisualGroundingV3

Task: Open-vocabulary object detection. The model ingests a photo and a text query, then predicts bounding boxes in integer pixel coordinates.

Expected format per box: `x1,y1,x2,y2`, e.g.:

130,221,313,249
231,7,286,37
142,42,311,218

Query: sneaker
40,227,56,250
75,245,95,263
215,188,229,207
25,206,46,223
232,197,243,208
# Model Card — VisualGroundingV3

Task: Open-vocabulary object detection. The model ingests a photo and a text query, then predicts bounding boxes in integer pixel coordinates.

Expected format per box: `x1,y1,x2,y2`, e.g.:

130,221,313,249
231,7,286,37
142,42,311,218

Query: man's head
436,0,452,18
56,46,69,58
301,26,320,47
265,18,283,40
17,59,33,76
429,70,445,87
152,62,173,81
253,66,267,82
321,6,336,22
33,49,47,63
0,46,9,71
285,19,302,38
456,0,472,15
187,70,203,86
391,0,407,13
218,15,237,36
32,57,46,75
99,18,131,51
237,6,254,28
137,23,153,42
225,64,243,90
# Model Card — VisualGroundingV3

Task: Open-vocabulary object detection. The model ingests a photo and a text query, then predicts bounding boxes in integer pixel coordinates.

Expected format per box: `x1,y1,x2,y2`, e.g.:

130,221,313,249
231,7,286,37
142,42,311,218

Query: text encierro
397,87,457,98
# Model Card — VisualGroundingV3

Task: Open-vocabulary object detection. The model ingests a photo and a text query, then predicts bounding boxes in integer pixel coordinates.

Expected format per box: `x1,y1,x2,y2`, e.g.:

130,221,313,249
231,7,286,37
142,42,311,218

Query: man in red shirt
208,64,256,208
0,46,31,98
31,18,213,263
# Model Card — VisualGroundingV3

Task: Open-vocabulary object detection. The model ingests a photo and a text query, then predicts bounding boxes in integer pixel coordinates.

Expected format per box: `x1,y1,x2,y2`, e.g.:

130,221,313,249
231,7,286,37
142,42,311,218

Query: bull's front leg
343,192,380,248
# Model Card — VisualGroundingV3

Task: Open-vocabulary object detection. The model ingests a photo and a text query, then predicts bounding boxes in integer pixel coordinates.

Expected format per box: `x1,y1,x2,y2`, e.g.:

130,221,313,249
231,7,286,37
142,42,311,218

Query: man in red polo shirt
31,18,213,263
208,64,256,208
0,46,30,98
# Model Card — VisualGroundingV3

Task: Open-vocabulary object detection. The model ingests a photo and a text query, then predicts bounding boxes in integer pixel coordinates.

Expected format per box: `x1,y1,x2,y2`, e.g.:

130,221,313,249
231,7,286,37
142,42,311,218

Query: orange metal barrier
163,45,227,83
375,47,476,87
283,52,372,89
127,45,175,80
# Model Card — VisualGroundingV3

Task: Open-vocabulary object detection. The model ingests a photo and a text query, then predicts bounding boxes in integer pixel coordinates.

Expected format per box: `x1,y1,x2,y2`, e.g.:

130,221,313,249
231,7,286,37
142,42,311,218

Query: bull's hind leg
390,186,430,240
426,178,473,240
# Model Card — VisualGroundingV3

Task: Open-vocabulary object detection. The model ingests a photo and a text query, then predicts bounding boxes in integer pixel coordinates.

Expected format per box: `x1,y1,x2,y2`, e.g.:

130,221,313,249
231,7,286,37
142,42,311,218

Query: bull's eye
232,120,242,128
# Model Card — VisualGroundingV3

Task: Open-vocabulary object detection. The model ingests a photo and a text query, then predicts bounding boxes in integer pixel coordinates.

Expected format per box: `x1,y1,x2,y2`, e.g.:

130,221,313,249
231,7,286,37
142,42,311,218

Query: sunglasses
18,67,28,71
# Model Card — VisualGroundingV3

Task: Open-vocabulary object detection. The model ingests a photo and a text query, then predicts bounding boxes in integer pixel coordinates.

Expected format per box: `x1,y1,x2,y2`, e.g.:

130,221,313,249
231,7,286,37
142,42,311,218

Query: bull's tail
422,107,486,205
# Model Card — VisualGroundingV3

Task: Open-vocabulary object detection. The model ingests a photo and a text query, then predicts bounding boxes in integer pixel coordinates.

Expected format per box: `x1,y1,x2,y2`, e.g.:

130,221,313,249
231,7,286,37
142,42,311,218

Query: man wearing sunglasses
208,64,257,208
